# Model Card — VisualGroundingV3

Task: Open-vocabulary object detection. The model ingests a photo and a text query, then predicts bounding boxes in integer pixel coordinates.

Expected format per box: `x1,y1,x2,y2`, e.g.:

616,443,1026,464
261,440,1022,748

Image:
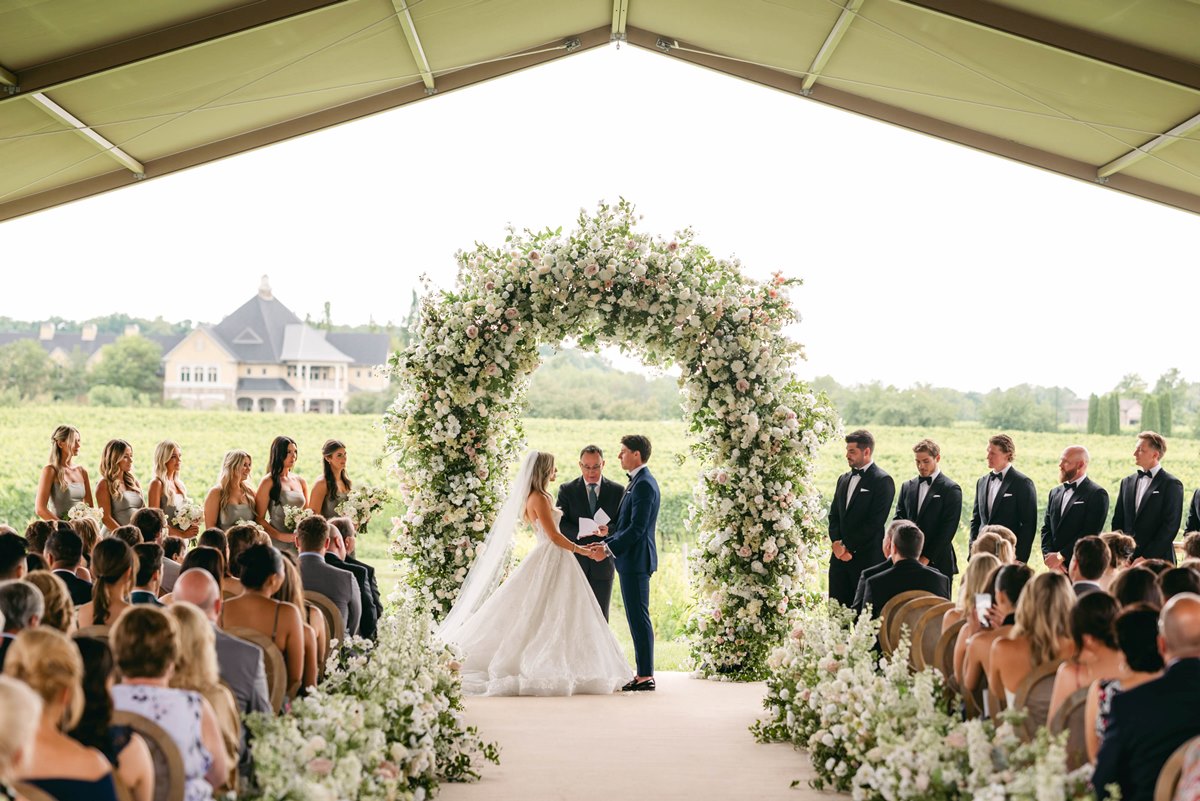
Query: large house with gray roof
161,277,391,413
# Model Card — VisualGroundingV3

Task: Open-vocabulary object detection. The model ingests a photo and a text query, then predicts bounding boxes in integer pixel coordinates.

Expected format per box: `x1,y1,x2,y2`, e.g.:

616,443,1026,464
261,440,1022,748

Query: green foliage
87,385,136,407
0,340,53,400
979,385,1057,432
345,391,393,415
1109,393,1120,435
52,346,90,403
1115,373,1146,395
89,335,163,396
1095,393,1112,437
525,347,682,421
1161,392,1174,436
1087,393,1099,435
1141,394,1161,433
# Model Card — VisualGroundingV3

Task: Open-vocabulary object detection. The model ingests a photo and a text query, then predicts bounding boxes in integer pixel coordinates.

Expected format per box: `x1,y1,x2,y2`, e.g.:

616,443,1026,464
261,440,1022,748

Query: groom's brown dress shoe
622,677,655,692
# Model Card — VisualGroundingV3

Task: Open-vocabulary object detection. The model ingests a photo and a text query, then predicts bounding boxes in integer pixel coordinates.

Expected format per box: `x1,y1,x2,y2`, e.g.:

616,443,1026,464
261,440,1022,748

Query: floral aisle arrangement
336,485,391,531
754,603,1095,801
170,498,204,531
246,599,498,800
67,501,103,525
384,199,838,679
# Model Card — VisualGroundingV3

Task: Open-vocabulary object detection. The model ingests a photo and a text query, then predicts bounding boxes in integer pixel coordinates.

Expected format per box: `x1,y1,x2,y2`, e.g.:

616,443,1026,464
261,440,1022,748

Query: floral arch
384,201,838,679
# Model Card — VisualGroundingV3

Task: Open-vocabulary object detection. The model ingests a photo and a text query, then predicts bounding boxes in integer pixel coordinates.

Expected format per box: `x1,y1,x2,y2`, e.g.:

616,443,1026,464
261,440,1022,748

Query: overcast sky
2,44,1196,397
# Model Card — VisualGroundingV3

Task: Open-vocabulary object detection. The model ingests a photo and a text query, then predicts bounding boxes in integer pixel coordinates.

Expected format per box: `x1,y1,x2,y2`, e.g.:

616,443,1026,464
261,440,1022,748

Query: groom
596,434,659,692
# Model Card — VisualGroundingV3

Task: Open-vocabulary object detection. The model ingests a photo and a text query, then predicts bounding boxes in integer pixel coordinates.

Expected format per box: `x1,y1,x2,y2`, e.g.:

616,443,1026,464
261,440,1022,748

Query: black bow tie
989,472,1003,482
918,476,933,485
626,473,632,480
1063,481,1077,491
1138,469,1153,479
850,468,865,478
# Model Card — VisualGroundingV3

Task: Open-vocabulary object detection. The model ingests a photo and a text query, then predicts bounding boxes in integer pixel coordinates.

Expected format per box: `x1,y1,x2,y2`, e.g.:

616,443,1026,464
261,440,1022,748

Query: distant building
0,322,181,370
161,276,390,413
1065,398,1142,429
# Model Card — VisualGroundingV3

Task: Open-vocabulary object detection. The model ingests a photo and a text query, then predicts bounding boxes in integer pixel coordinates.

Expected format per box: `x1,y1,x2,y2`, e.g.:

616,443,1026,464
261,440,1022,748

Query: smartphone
974,593,992,628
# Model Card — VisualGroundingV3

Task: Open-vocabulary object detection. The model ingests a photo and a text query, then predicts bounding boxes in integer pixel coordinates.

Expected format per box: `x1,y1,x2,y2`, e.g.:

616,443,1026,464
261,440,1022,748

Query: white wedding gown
450,507,632,696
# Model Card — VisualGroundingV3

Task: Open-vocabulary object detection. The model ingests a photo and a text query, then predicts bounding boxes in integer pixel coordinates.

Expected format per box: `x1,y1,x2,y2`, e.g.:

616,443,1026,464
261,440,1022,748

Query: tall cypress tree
1109,393,1121,435
1096,394,1112,437
1087,394,1099,434
1141,395,1161,434
1160,392,1173,436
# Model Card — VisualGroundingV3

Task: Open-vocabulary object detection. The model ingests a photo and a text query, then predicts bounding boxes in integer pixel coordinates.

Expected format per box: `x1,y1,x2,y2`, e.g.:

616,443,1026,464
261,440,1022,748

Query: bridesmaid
306,439,350,521
256,436,307,552
35,425,94,521
148,440,199,540
96,440,144,534
203,450,257,531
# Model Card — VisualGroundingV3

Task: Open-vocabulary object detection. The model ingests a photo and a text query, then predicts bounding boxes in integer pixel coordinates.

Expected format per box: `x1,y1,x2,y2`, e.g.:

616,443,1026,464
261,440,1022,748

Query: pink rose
466,325,478,339
736,379,750,392
505,307,518,319
307,758,334,775
376,761,400,779
667,241,678,251
529,251,540,260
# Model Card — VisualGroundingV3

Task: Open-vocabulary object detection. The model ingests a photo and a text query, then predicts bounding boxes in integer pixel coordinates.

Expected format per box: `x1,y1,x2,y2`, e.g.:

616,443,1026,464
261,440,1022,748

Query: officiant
557,444,623,620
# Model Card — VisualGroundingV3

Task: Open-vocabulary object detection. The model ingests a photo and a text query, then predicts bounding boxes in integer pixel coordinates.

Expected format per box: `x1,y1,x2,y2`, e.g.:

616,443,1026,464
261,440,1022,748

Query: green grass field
3,406,1197,670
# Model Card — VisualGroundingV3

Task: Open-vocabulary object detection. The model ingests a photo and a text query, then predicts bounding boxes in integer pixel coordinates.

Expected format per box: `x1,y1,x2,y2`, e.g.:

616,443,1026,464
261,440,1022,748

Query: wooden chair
304,590,345,647
112,710,185,801
934,618,966,692
1012,658,1065,740
74,624,111,641
877,590,934,654
911,601,954,671
888,596,946,661
305,600,331,679
226,625,286,713
1048,687,1090,770
1155,735,1200,801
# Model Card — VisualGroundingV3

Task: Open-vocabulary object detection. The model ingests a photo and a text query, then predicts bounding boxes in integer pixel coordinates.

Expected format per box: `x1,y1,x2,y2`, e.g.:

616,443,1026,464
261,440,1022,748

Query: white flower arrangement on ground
337,486,391,531
67,502,103,525
383,199,838,679
245,598,499,800
755,602,1097,801
170,498,204,531
283,505,313,530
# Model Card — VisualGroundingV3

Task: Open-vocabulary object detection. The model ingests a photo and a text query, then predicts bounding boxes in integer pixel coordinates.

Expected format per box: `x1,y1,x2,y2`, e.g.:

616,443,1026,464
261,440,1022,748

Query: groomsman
1041,445,1109,572
1185,487,1200,534
969,434,1037,563
1111,431,1184,563
557,445,623,620
894,438,962,580
828,429,895,608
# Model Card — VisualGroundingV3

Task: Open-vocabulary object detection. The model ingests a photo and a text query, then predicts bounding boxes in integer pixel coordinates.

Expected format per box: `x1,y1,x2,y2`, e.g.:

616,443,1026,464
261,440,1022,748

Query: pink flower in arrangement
736,379,750,393
306,758,334,776
667,241,678,251
500,324,510,333
737,545,752,559
464,445,476,458
584,264,599,277
485,281,495,291
465,325,478,339
376,762,400,779
505,307,518,319
768,289,778,298
484,363,499,377
528,251,540,260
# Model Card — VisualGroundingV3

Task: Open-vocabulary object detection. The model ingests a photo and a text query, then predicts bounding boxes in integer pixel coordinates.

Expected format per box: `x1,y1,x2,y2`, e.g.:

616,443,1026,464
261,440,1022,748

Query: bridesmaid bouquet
67,502,103,525
336,485,391,530
170,498,204,531
283,505,313,530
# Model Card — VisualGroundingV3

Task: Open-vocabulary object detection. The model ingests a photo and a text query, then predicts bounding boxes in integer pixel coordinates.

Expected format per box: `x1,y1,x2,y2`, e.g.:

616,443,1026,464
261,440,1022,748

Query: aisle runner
438,672,818,801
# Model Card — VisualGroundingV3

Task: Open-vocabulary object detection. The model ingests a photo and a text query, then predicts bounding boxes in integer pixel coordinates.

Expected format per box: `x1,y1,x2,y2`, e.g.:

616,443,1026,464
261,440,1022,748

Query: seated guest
852,520,903,614
1093,593,1200,801
1048,592,1122,721
132,508,180,593
112,525,142,549
1139,558,1174,577
221,546,305,697
198,528,243,596
0,675,41,796
1085,604,1164,762
0,581,43,667
324,521,376,639
2,628,120,800
70,637,155,801
1183,531,1200,561
226,524,268,578
162,536,186,565
990,571,1076,708
46,527,92,605
330,517,383,626
295,515,360,636
1160,566,1200,600
24,553,48,573
168,603,240,795
1070,536,1111,596
23,571,75,634
78,539,138,628
0,534,27,580
862,522,951,618
961,564,1033,695
273,553,322,690
68,517,100,570
1101,531,1137,571
972,528,1017,564
131,544,165,606
1112,566,1164,609
948,553,1002,673
111,606,227,801
23,521,54,561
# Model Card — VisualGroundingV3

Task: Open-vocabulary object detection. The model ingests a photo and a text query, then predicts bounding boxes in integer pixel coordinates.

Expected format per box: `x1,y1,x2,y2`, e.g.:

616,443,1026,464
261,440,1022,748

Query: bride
437,451,632,696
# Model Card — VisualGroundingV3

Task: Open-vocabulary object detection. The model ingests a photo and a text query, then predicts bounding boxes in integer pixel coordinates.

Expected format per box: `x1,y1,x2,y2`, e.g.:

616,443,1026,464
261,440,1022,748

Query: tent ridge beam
27,93,144,176
391,0,435,93
892,0,1200,94
1,0,357,104
802,0,865,94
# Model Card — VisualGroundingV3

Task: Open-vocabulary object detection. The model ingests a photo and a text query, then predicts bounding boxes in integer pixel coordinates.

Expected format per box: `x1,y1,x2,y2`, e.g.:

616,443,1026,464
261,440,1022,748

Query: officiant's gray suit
557,475,624,620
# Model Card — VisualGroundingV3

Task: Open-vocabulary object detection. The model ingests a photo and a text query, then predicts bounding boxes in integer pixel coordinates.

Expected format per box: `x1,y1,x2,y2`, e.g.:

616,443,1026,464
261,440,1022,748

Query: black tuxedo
346,552,383,622
556,474,624,620
1111,468,1183,563
828,463,895,607
1040,477,1109,568
969,466,1038,563
52,568,93,606
1092,658,1200,801
861,559,951,618
325,552,377,639
852,558,894,614
894,472,962,578
1185,488,1200,534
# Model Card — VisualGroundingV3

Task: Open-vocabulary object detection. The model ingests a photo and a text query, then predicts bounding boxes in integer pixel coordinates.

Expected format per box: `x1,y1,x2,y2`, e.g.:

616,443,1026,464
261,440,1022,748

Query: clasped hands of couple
574,524,610,562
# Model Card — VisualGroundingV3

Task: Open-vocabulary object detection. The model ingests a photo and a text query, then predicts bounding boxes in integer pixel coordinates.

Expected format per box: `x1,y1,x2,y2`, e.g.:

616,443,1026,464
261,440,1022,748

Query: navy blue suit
607,466,659,676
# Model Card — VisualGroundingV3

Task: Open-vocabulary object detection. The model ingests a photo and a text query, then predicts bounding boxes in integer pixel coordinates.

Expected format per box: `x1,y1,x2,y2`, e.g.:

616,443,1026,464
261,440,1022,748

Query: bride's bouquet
67,502,103,525
283,505,313,530
336,485,391,530
170,498,204,531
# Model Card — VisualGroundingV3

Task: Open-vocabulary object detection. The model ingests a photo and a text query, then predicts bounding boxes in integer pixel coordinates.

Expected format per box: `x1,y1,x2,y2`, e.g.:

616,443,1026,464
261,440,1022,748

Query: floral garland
245,601,499,800
753,603,1096,801
383,200,838,679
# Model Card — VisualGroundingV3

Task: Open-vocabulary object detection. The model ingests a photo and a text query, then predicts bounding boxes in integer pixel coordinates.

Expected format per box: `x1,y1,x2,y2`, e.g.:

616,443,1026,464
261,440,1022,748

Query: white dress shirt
1135,464,1161,511
986,464,1011,514
846,462,873,509
917,471,940,514
1061,474,1087,514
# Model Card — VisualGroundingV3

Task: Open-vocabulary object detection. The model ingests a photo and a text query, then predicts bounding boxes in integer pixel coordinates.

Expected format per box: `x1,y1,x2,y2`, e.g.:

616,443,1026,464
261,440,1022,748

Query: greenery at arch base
384,200,839,679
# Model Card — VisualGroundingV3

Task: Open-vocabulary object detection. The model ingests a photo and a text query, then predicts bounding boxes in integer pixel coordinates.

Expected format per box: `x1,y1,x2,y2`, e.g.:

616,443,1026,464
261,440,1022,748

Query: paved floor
439,671,819,801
